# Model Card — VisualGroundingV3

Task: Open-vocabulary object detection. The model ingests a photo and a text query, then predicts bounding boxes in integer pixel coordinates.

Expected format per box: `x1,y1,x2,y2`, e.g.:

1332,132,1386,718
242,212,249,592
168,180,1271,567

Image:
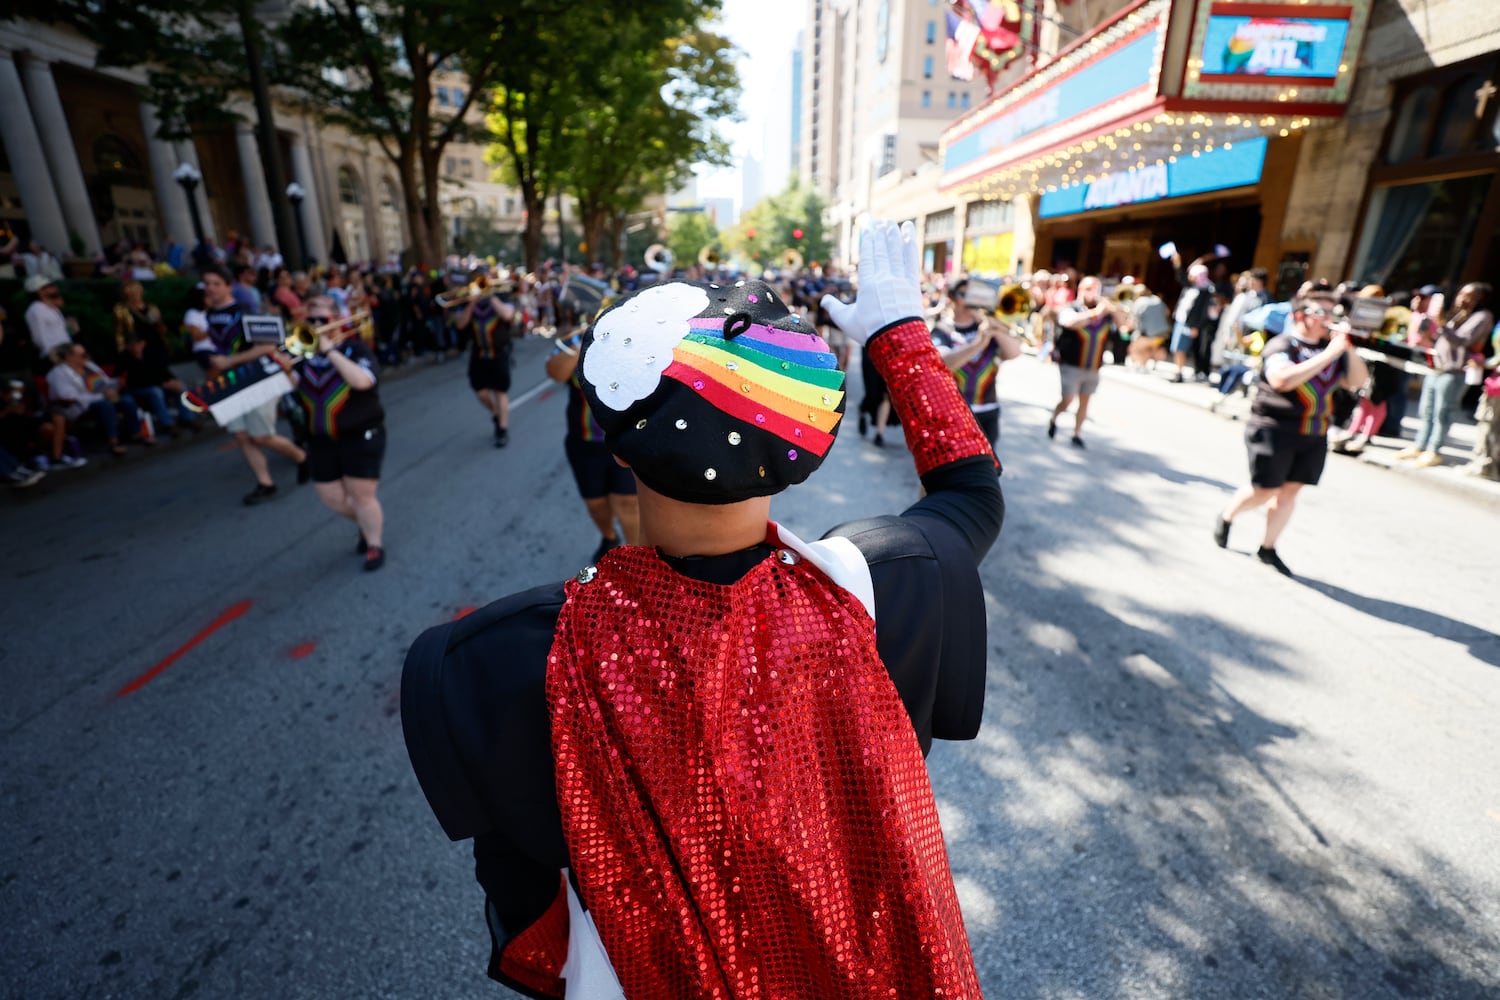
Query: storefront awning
940,0,1372,206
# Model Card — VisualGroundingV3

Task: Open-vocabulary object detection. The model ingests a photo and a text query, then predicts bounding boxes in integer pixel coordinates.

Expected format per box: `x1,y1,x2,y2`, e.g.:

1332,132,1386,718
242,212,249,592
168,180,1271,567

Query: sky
694,0,805,219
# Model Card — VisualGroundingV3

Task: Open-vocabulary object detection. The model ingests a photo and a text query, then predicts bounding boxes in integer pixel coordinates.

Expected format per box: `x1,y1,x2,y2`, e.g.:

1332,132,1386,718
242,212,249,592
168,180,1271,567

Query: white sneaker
53,454,88,470
31,455,49,471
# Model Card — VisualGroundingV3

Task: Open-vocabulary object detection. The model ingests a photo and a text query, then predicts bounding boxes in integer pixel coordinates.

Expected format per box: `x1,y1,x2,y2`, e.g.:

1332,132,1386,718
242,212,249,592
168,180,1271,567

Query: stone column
138,102,195,250
235,122,276,248
288,135,328,263
172,137,217,243
18,53,102,255
0,49,69,253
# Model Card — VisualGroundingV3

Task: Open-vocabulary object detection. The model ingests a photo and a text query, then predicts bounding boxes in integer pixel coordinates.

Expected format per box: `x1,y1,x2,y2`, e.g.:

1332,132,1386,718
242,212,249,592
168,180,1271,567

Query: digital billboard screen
1200,10,1351,81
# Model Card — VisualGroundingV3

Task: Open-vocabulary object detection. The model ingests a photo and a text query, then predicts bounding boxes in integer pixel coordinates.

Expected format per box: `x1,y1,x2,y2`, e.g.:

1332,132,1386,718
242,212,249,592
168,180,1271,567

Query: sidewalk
1096,359,1500,506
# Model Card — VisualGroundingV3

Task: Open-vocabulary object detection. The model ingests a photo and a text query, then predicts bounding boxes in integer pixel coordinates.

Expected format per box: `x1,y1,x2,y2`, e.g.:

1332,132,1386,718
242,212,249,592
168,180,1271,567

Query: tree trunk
581,207,607,270
555,189,567,266
420,145,445,265
237,0,300,267
521,187,546,271
397,147,437,268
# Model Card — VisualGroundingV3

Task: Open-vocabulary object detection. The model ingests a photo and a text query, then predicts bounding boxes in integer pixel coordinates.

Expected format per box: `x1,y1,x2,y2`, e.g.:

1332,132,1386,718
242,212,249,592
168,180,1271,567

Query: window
458,159,475,179
505,197,516,215
926,21,936,44
923,55,933,79
338,167,362,206
445,157,457,176
1432,75,1486,157
452,88,466,106
436,86,451,107
947,91,957,109
925,208,955,238
961,92,970,109
966,200,1013,231
921,90,931,108
878,134,897,177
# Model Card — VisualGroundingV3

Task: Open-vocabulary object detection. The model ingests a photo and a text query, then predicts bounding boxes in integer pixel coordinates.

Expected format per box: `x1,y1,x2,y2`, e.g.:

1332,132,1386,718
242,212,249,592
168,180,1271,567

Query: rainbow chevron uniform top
932,321,1001,412
1249,333,1347,436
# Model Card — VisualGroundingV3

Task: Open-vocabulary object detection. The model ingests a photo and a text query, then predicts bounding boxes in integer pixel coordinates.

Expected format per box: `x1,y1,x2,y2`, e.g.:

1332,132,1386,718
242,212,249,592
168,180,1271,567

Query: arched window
1385,86,1437,165
338,167,363,206
380,180,400,212
93,135,145,185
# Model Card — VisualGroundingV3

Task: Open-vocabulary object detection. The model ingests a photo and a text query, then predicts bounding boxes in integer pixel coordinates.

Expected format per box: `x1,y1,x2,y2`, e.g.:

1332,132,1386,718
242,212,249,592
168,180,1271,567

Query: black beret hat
577,278,845,504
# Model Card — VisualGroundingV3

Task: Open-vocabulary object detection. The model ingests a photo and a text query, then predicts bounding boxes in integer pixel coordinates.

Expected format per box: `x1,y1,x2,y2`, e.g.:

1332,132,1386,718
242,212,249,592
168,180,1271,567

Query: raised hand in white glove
820,219,923,346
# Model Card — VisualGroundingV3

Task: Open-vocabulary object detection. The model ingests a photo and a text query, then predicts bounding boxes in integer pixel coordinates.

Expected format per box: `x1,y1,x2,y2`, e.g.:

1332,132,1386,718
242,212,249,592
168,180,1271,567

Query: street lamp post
286,182,310,266
173,163,206,263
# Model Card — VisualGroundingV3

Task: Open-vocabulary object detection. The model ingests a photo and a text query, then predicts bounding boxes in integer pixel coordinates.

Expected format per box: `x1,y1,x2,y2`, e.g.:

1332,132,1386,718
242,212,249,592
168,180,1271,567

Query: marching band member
545,329,641,565
275,296,388,571
931,278,1022,448
454,269,517,447
197,267,307,505
402,221,1000,998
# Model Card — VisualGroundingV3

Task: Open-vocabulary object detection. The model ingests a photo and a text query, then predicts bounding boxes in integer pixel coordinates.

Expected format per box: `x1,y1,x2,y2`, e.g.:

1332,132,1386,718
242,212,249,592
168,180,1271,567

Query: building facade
0,19,547,272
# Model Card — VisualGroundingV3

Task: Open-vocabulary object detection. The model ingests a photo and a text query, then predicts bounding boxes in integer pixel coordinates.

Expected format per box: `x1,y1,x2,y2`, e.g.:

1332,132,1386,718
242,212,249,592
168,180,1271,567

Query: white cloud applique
583,283,711,411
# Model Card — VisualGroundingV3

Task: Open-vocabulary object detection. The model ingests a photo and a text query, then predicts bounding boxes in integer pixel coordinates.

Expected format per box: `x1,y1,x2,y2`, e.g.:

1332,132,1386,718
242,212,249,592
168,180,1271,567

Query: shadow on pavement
1294,576,1500,670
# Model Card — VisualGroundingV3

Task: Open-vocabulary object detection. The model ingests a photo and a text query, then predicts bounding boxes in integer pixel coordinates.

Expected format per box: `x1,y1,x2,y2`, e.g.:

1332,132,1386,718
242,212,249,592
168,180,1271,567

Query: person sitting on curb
45,343,141,457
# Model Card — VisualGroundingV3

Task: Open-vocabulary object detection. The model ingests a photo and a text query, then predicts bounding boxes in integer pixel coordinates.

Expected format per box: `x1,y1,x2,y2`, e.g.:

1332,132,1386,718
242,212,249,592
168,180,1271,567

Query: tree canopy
727,180,833,269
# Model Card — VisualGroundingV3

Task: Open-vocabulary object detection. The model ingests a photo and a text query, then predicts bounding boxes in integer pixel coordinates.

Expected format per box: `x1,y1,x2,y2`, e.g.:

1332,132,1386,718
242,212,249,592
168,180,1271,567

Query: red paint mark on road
116,600,254,697
453,606,476,620
536,388,554,403
288,641,317,659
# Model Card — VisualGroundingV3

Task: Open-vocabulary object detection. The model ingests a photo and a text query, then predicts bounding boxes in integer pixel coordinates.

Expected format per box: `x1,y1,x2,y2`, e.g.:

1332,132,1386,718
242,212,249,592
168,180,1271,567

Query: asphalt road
3,338,1497,999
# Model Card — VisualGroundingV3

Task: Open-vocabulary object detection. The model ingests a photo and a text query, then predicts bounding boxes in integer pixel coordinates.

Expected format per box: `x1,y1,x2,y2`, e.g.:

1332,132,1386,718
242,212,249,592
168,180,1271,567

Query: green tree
486,0,727,271
277,0,539,267
666,211,719,269
729,179,833,269
562,23,740,270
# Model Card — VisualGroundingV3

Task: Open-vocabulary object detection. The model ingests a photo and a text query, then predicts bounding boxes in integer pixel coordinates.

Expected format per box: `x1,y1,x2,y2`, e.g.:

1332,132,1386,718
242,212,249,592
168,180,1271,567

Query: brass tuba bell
781,248,805,270
698,245,723,268
997,283,1031,317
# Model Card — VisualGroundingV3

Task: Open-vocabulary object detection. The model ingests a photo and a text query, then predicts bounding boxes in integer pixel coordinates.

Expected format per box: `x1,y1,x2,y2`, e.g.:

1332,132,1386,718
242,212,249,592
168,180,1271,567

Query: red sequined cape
545,541,982,998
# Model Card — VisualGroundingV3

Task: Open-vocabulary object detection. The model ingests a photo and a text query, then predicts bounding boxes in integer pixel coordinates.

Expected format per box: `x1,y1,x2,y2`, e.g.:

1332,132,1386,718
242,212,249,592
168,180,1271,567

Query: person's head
328,269,345,288
26,276,60,304
1248,268,1268,292
1051,273,1070,290
1412,283,1442,309
1188,263,1211,289
236,264,256,285
201,266,234,307
1291,278,1339,342
292,271,310,293
304,295,337,325
573,278,844,534
121,280,145,306
1078,275,1103,306
1456,282,1492,313
276,268,292,288
58,343,87,371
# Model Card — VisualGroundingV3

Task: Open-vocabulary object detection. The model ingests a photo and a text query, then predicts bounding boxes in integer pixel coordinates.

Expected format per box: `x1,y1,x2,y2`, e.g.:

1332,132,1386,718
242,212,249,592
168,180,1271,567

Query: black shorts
308,425,385,482
565,437,636,499
974,407,1000,446
1246,423,1327,488
468,354,512,393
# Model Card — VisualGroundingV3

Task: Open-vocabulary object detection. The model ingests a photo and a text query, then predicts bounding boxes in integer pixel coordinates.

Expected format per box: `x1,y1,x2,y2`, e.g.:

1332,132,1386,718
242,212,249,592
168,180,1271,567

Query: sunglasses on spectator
1299,305,1333,317
307,314,334,323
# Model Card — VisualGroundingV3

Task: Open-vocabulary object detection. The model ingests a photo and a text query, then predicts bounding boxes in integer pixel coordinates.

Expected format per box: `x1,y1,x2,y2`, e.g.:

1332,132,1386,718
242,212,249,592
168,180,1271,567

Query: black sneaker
1213,516,1231,549
1047,420,1057,439
1070,436,1086,449
355,532,369,555
297,459,311,485
363,546,385,572
872,432,885,448
858,412,868,437
494,427,509,448
1257,547,1293,577
592,535,620,564
1171,373,1185,384
243,483,279,506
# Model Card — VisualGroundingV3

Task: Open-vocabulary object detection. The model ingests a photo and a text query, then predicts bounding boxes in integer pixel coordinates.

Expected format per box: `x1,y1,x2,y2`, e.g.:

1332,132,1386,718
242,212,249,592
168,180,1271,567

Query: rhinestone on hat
704,468,717,480
675,418,688,429
577,565,598,583
727,432,741,445
726,361,738,371
636,419,647,429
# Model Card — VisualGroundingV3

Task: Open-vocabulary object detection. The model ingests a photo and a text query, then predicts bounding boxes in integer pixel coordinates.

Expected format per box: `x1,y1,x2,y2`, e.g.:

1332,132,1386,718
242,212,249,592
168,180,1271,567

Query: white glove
820,220,923,346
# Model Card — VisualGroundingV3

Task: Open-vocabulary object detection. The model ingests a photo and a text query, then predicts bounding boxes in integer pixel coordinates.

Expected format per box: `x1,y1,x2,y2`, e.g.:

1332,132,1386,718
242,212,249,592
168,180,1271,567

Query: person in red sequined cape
403,221,1004,998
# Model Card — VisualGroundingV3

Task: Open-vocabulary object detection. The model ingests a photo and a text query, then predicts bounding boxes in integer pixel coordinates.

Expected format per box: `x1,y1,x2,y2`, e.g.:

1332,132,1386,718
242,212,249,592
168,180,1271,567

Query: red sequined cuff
865,318,997,476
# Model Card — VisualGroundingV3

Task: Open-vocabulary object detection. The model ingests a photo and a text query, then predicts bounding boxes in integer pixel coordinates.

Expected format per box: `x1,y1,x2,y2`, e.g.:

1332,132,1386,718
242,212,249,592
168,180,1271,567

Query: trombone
284,310,372,359
435,274,492,309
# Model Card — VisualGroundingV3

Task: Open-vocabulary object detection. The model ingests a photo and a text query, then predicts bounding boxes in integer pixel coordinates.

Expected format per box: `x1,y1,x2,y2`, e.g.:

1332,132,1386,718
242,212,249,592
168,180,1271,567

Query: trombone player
452,268,518,447
273,296,388,571
931,277,1023,448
